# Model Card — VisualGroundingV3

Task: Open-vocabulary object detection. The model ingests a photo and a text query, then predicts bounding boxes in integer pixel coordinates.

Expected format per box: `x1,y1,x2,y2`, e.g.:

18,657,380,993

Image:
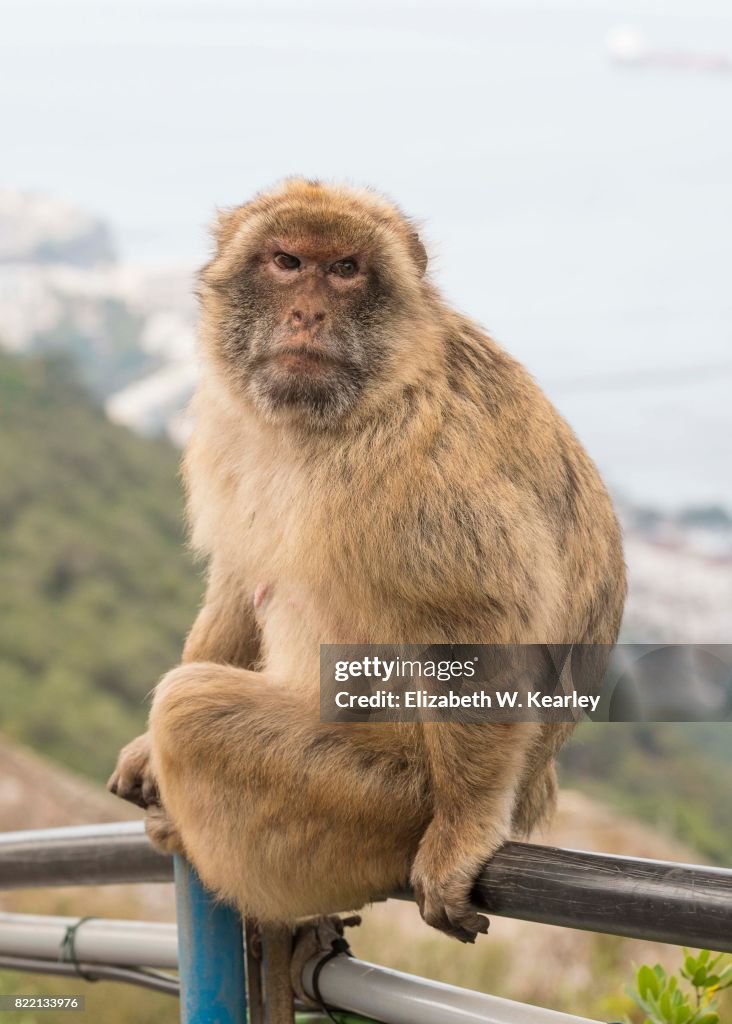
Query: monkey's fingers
445,904,490,939
141,773,161,807
107,771,156,809
422,903,481,944
414,881,489,944
107,735,160,809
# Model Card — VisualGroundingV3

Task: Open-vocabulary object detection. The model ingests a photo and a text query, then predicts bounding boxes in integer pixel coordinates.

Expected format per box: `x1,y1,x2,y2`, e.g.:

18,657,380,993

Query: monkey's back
435,311,626,645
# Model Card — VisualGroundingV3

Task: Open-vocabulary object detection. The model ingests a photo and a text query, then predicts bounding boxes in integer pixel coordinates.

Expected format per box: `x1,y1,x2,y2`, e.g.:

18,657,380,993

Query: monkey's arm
107,562,260,808
410,721,535,943
180,566,260,666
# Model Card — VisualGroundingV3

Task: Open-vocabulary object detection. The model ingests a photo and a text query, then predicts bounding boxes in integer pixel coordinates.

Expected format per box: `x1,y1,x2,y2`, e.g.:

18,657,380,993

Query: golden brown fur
109,178,626,943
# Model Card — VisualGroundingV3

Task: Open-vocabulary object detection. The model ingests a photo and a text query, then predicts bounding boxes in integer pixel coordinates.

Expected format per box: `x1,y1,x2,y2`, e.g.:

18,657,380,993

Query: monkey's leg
511,722,575,837
108,560,260,814
147,662,427,926
410,721,538,942
511,760,558,838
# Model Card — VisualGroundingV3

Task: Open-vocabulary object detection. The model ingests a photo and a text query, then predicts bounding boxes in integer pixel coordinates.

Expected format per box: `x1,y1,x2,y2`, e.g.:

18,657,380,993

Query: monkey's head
198,179,432,427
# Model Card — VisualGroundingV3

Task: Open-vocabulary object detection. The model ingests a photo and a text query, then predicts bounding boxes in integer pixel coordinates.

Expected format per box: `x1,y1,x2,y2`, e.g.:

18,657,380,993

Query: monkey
109,178,626,946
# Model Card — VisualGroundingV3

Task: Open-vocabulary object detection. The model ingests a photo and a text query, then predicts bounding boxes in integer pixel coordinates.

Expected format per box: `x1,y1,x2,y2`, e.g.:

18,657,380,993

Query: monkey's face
200,182,429,426
229,238,392,422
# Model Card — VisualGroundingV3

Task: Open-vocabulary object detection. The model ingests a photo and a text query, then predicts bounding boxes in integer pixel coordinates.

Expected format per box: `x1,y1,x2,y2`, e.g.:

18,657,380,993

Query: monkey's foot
411,870,490,944
107,732,159,809
144,804,184,855
290,915,362,1011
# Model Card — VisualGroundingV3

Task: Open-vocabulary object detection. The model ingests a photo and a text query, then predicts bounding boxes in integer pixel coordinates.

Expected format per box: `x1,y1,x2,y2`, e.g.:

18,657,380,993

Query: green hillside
0,350,201,779
560,722,732,865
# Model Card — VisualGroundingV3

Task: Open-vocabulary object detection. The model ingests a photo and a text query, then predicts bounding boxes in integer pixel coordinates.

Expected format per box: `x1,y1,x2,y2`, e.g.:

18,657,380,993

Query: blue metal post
174,855,247,1024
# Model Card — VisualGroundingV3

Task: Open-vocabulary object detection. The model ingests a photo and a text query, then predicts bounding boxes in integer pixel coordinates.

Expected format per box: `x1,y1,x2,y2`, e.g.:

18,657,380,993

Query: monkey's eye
273,252,301,271
330,258,359,278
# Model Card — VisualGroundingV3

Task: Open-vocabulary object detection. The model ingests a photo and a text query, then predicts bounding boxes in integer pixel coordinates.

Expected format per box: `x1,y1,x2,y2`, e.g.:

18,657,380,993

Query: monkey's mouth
263,347,351,374
248,342,366,418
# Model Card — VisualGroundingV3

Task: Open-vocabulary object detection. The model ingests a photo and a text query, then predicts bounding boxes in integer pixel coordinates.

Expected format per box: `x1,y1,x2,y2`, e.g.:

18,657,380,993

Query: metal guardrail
174,857,247,1024
0,909,602,1023
1,822,731,1022
1,821,731,951
0,822,171,887
299,954,599,1024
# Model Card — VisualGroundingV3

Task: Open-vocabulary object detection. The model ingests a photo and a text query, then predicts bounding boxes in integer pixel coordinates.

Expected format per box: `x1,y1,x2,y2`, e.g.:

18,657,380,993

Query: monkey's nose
290,309,326,330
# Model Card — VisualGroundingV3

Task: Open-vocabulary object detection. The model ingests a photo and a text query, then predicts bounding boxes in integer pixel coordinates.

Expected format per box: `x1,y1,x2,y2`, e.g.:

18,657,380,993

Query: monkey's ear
212,207,244,254
409,231,428,277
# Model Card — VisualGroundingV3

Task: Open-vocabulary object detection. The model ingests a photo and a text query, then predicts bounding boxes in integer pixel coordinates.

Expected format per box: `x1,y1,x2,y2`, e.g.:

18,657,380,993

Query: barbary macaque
109,179,626,943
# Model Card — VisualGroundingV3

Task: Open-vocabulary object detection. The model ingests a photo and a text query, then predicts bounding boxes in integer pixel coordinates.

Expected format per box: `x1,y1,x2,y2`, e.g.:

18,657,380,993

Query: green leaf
713,964,732,989
682,955,697,981
639,965,662,1000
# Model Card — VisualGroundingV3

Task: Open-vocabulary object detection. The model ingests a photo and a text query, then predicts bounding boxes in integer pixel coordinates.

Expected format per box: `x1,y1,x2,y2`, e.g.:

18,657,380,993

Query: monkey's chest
225,470,369,674
225,448,483,674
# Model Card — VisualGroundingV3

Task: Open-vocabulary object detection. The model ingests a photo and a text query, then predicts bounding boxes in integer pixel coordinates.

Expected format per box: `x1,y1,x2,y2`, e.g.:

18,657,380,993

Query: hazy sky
2,0,731,506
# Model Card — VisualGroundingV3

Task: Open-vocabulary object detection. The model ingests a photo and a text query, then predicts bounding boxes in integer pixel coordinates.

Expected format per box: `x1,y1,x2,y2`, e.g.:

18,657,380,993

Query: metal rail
301,954,600,1024
0,912,600,1023
0,955,181,996
469,841,732,951
1,822,731,952
174,856,247,1024
0,822,171,887
0,911,177,967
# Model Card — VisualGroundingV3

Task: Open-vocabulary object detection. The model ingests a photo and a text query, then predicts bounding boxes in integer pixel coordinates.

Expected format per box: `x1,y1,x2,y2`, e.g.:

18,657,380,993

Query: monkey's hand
410,826,495,943
107,732,159,809
108,732,185,855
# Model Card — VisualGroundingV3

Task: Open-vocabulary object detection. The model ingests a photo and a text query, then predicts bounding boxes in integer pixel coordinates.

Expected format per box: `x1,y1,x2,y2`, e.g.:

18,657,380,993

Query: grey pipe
301,954,601,1024
0,822,171,888
0,954,179,996
0,912,178,969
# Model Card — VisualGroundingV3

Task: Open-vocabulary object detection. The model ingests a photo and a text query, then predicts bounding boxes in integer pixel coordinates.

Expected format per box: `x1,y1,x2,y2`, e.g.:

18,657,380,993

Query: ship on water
606,25,732,73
